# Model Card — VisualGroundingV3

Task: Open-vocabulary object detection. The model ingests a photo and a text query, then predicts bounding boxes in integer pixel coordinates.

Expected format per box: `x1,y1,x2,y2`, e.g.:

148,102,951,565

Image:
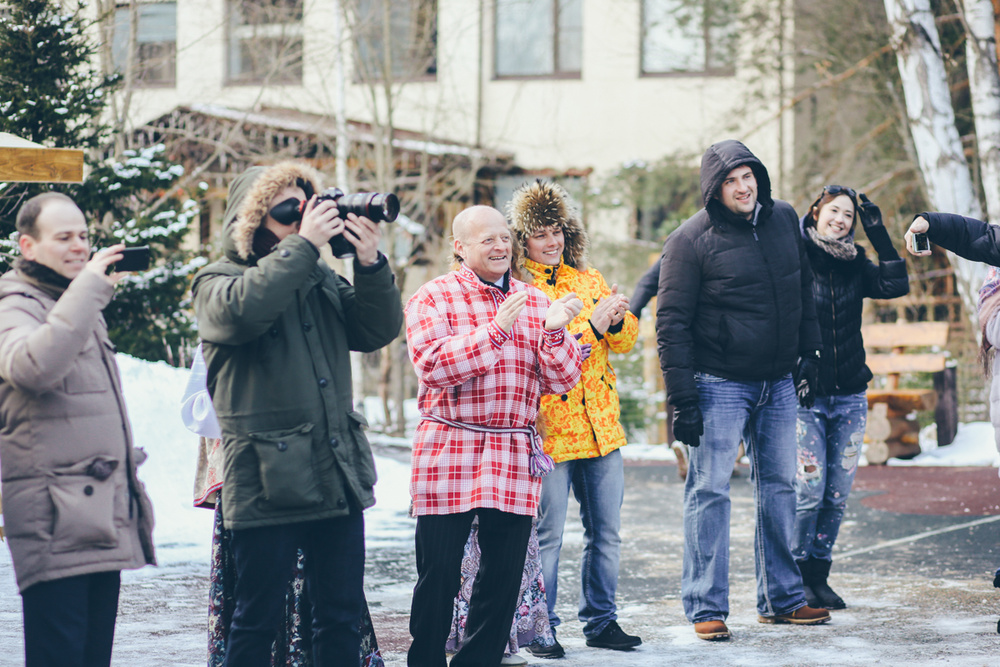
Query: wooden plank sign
0,145,84,183
866,388,937,412
861,322,950,348
866,353,949,374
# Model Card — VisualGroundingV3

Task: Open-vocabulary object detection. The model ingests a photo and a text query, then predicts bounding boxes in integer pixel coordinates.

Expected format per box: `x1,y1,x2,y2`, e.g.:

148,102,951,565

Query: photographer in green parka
191,161,402,667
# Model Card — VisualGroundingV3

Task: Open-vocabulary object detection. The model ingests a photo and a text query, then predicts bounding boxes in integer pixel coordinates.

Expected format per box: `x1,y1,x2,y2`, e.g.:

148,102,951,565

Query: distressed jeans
537,449,624,639
682,372,806,622
792,392,867,562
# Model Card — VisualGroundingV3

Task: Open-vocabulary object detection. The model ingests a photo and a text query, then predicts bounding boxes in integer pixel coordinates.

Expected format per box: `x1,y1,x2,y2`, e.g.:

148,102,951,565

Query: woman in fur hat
795,186,908,610
511,180,642,657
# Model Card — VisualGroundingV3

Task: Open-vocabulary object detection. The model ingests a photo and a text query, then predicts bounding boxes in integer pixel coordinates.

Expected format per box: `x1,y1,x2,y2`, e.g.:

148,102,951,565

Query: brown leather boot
758,605,831,625
694,620,730,640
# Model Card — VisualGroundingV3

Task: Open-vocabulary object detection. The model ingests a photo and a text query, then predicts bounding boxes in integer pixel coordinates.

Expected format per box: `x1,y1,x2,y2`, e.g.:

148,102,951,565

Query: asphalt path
367,451,1000,666
0,448,998,665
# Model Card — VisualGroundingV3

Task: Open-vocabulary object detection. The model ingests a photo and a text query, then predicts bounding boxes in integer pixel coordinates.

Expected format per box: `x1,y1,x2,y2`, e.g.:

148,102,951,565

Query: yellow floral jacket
524,258,638,462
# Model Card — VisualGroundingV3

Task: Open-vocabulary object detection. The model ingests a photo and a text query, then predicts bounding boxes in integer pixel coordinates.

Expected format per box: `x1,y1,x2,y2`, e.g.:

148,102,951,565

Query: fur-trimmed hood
507,180,588,277
222,161,324,263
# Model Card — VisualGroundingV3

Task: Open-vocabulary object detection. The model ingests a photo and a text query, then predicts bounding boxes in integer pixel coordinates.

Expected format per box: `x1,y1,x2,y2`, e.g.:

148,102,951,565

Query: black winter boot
795,560,822,609
808,559,846,610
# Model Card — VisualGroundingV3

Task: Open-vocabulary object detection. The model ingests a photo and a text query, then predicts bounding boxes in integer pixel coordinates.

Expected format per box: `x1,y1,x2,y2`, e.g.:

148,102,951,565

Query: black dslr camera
269,187,400,259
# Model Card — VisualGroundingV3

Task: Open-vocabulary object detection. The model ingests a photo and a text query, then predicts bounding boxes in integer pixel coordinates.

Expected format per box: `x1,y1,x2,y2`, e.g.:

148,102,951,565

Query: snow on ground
0,355,997,665
889,421,1000,470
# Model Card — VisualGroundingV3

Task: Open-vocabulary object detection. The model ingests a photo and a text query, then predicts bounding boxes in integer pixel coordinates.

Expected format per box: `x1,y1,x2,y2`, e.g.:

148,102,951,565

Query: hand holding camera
85,243,128,286
269,187,399,260
341,213,382,266
905,216,933,256
297,196,346,249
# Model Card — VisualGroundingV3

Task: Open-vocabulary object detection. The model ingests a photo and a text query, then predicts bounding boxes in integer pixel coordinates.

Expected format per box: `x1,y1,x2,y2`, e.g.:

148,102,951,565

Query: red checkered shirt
406,264,583,516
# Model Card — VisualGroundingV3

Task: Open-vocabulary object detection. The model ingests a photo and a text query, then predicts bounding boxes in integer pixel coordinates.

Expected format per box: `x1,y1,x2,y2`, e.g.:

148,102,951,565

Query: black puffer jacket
656,140,822,407
802,216,909,396
921,211,1000,265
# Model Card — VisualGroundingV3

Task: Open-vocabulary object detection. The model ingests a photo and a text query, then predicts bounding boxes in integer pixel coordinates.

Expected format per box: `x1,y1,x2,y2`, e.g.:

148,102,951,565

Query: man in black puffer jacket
656,140,828,641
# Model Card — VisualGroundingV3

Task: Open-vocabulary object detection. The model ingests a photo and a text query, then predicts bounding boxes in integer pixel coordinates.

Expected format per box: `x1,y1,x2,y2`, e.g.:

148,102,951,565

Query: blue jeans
537,449,624,639
682,372,806,622
792,392,867,562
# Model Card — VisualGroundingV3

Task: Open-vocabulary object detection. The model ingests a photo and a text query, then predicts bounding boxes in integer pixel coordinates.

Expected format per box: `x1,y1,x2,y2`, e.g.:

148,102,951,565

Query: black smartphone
912,232,931,253
114,245,151,272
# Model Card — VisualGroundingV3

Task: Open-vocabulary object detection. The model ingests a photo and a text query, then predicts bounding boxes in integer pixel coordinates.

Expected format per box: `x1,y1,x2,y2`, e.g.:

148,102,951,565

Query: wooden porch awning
0,133,84,183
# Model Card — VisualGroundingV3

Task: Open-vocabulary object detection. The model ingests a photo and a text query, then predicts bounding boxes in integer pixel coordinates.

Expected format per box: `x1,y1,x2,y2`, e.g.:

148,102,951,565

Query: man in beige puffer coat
0,192,156,667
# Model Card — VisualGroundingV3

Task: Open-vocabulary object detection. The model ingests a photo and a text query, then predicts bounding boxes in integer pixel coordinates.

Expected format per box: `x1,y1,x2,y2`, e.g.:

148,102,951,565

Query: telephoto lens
323,190,400,258
334,192,400,224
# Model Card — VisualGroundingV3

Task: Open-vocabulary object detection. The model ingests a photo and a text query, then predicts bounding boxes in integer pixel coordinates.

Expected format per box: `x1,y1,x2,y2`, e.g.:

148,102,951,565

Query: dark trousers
224,512,366,667
21,570,121,667
407,508,533,667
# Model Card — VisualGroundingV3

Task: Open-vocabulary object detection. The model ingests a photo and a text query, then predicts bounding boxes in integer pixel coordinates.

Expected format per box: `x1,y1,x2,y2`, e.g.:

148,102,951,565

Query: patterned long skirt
445,519,556,656
207,504,384,666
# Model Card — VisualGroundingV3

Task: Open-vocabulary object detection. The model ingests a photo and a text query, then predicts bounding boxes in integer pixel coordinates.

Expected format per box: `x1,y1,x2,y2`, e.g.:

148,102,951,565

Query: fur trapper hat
507,179,588,273
224,161,325,262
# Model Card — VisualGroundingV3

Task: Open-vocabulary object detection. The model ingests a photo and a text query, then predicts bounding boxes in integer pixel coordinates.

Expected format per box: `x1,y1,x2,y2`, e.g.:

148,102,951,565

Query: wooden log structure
861,321,955,463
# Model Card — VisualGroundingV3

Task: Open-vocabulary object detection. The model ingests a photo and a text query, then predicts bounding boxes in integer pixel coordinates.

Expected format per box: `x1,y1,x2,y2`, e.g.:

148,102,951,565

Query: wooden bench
861,322,956,464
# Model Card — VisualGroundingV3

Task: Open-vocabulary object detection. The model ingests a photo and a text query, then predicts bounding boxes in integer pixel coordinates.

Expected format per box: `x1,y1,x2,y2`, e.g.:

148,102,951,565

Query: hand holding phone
912,233,930,253
113,246,151,272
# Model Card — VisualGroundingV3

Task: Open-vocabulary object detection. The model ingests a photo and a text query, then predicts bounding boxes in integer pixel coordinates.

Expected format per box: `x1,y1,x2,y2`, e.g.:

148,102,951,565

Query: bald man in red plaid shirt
405,205,584,667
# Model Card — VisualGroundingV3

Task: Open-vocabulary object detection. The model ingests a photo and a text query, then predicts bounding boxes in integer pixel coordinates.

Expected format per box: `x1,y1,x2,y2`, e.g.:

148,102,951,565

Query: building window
112,2,177,86
495,0,582,78
641,0,738,75
226,0,303,84
353,0,437,81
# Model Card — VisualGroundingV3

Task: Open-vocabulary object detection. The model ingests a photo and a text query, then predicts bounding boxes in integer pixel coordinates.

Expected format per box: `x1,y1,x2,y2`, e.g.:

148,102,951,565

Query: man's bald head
452,206,512,283
452,205,505,244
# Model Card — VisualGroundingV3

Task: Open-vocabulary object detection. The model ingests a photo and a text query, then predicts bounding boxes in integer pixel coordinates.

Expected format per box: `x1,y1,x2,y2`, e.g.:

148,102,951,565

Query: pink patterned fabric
193,436,224,509
406,265,582,516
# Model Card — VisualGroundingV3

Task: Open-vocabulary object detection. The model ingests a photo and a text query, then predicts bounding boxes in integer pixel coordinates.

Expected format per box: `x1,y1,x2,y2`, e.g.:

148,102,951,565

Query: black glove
672,401,704,447
794,354,820,409
857,193,899,259
993,567,1000,588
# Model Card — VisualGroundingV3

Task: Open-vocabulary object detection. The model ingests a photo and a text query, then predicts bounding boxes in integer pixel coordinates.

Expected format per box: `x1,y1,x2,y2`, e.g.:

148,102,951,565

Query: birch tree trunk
884,0,986,319
961,0,1000,223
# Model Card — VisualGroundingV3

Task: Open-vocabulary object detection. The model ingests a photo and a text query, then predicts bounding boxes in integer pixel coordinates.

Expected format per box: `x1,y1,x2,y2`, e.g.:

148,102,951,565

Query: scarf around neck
14,257,72,298
252,227,283,259
806,226,858,262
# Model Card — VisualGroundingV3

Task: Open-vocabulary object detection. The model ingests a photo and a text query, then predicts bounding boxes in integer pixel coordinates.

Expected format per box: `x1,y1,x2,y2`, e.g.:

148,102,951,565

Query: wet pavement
366,448,1000,665
0,447,998,665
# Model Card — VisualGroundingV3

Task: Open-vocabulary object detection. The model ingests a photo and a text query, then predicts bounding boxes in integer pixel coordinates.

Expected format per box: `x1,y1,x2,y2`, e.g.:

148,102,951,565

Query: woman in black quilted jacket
794,186,909,610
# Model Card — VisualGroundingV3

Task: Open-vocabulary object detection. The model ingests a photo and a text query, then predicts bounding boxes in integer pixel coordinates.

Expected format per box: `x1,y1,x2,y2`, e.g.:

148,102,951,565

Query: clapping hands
545,293,584,331
590,285,630,335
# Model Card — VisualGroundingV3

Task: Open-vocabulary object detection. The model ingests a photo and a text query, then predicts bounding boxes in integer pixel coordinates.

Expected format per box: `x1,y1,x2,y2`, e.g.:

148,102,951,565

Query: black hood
700,140,774,225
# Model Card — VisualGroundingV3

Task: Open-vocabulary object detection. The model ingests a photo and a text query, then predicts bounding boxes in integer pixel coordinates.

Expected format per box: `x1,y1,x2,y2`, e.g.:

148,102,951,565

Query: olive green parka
191,162,403,530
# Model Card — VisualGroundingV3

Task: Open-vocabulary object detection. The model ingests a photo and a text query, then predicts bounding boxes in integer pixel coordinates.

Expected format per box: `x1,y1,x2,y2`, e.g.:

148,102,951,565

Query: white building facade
106,0,796,240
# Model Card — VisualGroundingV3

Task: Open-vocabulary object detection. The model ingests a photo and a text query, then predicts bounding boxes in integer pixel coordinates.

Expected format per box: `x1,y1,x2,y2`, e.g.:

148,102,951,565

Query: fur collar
225,161,325,262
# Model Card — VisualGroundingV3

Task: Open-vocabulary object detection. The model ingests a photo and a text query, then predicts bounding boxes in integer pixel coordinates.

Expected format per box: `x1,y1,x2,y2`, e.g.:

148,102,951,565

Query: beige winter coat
0,266,155,592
